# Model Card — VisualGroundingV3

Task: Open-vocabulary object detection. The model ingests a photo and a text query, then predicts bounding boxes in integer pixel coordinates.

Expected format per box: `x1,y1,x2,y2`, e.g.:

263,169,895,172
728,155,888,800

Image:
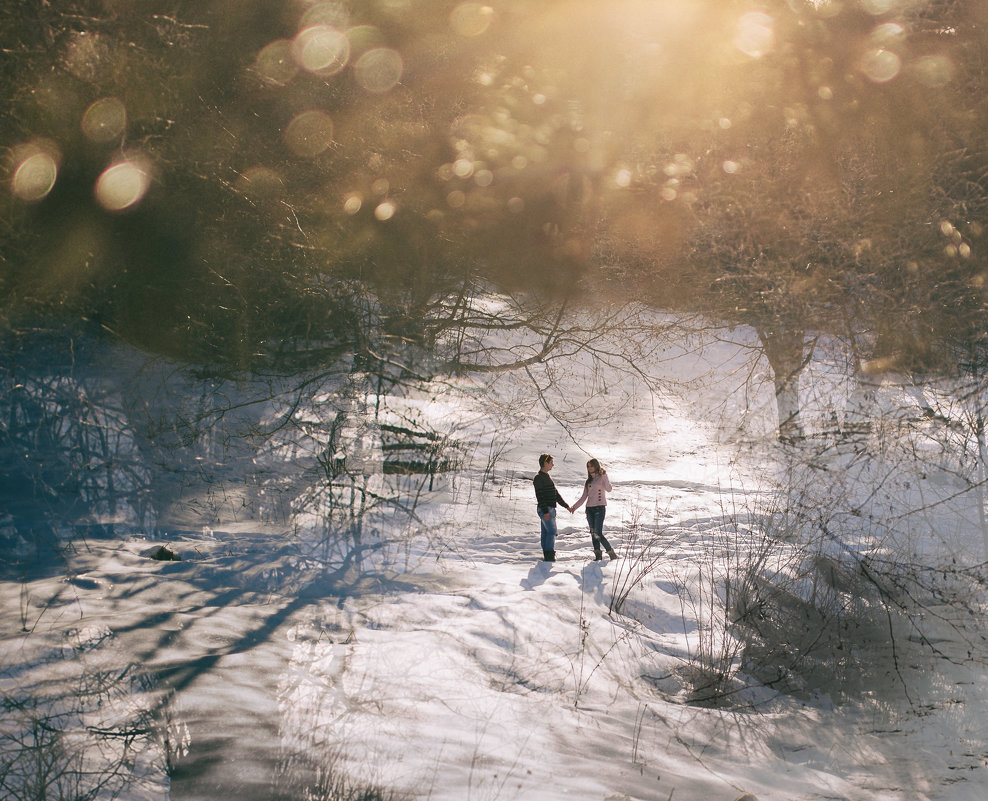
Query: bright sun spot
734,12,775,59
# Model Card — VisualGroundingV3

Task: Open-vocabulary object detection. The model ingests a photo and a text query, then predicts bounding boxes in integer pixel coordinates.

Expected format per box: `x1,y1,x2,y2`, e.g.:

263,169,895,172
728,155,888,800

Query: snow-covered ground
2,320,987,801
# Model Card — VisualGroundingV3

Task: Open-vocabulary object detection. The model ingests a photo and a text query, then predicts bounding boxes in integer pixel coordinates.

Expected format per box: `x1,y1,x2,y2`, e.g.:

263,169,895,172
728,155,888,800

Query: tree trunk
757,325,806,442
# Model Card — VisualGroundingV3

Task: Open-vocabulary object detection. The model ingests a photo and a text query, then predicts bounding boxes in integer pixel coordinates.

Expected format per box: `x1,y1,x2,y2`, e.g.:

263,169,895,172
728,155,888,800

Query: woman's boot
593,549,602,561
606,548,618,559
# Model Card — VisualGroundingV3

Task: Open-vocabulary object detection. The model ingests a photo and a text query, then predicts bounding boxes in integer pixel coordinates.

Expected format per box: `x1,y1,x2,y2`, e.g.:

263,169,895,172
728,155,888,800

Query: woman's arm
570,484,589,512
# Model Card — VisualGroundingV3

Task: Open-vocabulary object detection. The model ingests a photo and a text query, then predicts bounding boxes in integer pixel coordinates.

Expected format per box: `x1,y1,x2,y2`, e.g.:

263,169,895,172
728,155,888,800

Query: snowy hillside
2,319,987,801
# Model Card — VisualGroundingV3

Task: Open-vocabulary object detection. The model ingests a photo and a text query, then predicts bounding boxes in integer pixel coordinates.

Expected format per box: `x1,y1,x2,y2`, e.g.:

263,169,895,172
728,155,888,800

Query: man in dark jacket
533,453,571,562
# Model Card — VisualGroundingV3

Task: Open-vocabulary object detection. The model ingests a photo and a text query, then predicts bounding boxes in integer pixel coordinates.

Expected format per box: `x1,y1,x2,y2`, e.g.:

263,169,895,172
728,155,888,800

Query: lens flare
81,97,127,143
10,143,60,202
353,48,403,93
94,157,151,211
284,110,335,157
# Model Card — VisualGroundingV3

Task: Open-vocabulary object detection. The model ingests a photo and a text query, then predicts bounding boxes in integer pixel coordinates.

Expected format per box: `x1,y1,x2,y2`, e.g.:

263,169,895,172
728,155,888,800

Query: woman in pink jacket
570,458,618,561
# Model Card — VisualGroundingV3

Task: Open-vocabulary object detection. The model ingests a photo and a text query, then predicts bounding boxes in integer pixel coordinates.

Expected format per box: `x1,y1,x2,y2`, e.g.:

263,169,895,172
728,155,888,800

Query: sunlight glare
734,12,775,59
343,193,362,214
10,143,60,202
94,157,151,211
615,168,632,188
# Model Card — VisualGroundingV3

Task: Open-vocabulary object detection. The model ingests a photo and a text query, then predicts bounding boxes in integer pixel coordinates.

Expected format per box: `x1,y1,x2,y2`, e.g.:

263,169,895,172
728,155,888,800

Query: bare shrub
0,661,163,801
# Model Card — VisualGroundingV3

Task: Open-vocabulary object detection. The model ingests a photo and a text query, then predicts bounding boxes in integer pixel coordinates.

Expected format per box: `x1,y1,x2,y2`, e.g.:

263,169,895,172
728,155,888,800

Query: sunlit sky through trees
2,1,985,375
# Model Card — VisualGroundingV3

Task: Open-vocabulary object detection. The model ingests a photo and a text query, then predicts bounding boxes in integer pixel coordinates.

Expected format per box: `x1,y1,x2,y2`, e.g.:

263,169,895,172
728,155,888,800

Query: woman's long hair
585,458,604,486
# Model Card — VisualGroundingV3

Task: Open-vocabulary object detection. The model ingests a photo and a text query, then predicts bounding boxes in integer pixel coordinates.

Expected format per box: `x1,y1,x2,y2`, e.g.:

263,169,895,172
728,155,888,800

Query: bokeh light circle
861,0,896,14
861,48,901,83
346,25,386,57
284,110,335,157
95,158,151,211
353,48,403,93
255,39,298,85
11,148,60,202
374,200,396,221
236,166,284,201
81,97,127,143
914,55,954,88
450,3,494,37
301,1,350,29
294,25,350,75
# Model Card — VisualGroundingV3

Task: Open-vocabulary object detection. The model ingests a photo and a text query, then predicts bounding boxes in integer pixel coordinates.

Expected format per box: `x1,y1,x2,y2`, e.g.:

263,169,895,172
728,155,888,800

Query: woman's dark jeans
585,506,613,554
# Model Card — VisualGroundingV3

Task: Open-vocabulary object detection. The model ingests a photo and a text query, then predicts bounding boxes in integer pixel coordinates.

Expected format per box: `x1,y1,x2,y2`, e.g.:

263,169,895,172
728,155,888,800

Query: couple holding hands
533,453,618,563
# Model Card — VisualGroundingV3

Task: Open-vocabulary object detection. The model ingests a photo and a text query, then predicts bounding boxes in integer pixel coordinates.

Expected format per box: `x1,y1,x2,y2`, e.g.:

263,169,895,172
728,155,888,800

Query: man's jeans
538,506,557,552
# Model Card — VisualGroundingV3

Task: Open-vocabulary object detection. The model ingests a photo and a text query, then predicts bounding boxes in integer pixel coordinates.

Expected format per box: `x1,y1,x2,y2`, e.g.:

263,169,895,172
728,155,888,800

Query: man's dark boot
543,549,555,562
